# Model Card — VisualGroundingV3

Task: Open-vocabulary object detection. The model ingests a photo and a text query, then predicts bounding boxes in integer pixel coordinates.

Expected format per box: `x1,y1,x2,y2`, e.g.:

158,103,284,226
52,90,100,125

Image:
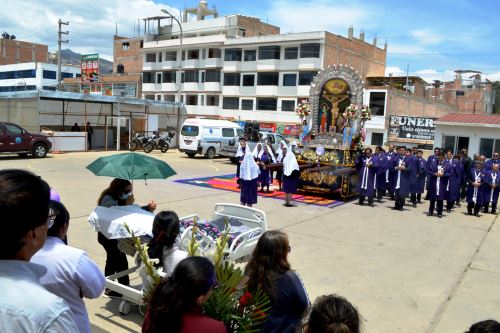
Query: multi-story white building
0,62,80,92
141,1,386,126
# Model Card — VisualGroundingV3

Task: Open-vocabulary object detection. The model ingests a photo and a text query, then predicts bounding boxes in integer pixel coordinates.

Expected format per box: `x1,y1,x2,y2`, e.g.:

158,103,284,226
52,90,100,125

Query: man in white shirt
32,200,105,333
0,169,78,332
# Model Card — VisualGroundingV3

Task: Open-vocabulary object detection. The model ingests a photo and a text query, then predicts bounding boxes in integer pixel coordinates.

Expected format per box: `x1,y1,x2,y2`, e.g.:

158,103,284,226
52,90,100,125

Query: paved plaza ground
2,150,499,333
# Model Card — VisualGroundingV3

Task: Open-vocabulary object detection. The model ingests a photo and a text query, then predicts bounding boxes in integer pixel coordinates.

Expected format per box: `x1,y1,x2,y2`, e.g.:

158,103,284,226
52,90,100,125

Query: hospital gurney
88,203,267,315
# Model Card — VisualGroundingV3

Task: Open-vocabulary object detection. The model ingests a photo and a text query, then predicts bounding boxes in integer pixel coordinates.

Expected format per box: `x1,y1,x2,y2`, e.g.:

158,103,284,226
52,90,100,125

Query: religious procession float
289,64,371,199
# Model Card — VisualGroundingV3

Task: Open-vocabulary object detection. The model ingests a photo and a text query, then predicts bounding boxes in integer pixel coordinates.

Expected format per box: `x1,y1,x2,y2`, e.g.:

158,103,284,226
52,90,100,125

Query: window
259,45,280,60
144,95,155,100
182,51,185,60
5,124,23,135
187,49,199,60
61,72,73,78
242,74,255,86
43,86,57,91
223,73,240,86
164,95,175,102
283,74,297,86
181,125,199,137
480,138,496,157
244,50,257,61
371,133,384,146
156,73,162,84
146,53,156,62
158,52,163,62
443,136,457,153
207,95,219,106
241,99,254,110
42,70,56,79
298,71,317,85
201,71,205,83
201,49,206,60
456,90,465,97
222,128,235,137
163,71,176,83
183,70,199,83
369,92,386,116
225,48,242,61
205,70,220,82
257,98,278,111
284,47,298,60
122,42,129,50
208,48,221,58
0,85,36,92
165,51,177,61
186,95,198,105
257,72,279,85
281,100,295,111
223,97,239,109
300,43,320,58
143,72,154,83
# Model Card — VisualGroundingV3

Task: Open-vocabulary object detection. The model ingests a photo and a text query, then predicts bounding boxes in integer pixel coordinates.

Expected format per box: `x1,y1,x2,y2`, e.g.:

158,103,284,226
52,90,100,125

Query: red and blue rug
175,174,347,208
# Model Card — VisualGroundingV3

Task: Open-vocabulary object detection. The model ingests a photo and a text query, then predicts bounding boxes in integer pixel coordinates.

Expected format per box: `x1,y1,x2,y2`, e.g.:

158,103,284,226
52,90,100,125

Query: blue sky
3,0,500,81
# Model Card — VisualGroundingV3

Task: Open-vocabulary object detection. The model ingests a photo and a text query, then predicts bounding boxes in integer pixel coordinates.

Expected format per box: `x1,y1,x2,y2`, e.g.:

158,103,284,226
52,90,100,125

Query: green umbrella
86,153,176,181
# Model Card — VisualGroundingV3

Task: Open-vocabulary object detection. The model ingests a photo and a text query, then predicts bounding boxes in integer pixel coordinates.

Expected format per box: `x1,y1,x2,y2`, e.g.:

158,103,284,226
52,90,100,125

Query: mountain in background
61,49,114,74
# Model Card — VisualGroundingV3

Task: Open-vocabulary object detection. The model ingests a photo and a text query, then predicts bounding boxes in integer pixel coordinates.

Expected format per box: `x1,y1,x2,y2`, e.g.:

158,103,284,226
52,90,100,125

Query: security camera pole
57,19,69,91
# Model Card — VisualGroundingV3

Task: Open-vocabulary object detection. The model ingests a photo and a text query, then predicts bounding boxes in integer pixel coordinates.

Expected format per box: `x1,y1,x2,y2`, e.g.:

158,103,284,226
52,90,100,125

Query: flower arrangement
359,106,371,121
343,104,358,120
295,99,311,121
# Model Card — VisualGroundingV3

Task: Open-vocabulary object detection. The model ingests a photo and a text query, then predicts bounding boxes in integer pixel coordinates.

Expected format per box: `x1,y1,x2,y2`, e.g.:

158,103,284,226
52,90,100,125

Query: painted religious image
318,79,350,135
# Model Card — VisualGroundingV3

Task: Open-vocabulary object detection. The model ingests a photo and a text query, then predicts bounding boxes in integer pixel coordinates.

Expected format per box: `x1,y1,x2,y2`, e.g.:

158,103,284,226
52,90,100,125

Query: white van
179,119,244,159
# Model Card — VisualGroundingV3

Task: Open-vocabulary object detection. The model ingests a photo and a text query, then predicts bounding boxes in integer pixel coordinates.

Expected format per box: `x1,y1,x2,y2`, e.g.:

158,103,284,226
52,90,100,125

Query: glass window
164,95,175,102
143,72,154,83
187,50,199,60
61,72,73,78
165,51,177,61
222,128,235,137
43,70,57,79
205,70,220,82
158,52,163,62
298,71,317,85
284,47,298,60
443,136,457,153
181,125,199,137
163,71,176,83
201,49,206,60
223,97,239,109
244,50,257,61
371,133,384,146
480,138,494,157
5,124,23,135
208,48,221,58
225,48,242,61
146,53,156,62
369,92,386,116
201,71,206,83
257,98,277,111
281,100,295,111
300,43,320,58
257,72,279,86
223,73,240,86
184,70,199,83
495,140,500,156
122,42,129,50
456,90,465,97
207,95,219,106
259,45,280,60
241,99,254,110
186,95,198,105
283,74,297,86
242,74,255,86
156,73,162,84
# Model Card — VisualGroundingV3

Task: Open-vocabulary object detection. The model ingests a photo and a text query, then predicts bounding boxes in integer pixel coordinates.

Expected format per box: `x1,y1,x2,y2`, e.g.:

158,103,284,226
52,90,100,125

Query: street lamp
161,8,183,104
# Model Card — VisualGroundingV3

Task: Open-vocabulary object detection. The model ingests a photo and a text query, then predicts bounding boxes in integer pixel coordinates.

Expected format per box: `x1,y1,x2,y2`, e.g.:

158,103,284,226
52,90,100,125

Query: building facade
140,6,386,125
0,62,80,92
1,36,48,65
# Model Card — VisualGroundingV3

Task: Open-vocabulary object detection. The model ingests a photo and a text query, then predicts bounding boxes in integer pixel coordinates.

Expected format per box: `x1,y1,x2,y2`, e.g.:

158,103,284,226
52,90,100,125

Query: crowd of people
355,146,499,218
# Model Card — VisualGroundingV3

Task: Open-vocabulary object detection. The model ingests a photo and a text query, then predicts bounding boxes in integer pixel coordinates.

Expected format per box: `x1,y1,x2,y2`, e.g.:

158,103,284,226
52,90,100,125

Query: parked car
178,119,244,159
219,131,289,163
0,122,52,158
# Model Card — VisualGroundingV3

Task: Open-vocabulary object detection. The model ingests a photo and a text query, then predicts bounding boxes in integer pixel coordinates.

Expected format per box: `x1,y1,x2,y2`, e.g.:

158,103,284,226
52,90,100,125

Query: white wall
434,124,500,156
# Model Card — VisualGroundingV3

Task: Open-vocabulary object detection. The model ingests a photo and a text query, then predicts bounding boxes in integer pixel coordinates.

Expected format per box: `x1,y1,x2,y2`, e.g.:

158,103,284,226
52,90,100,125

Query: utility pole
57,19,69,91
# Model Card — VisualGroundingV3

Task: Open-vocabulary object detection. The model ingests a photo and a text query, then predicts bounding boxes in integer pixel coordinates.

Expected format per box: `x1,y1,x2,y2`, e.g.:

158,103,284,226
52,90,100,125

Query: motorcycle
143,131,175,153
128,133,148,151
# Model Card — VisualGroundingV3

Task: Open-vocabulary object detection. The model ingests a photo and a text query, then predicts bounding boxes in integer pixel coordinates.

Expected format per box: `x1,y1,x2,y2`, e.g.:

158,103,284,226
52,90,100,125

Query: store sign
259,123,276,133
389,116,436,140
277,124,302,136
80,54,99,82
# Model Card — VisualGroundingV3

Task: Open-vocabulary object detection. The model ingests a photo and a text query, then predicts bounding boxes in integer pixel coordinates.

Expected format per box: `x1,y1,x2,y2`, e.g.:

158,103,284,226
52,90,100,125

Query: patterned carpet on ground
175,174,348,208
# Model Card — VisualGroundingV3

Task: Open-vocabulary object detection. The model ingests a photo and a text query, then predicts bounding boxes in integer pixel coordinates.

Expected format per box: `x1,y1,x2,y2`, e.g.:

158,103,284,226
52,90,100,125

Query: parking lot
1,150,499,333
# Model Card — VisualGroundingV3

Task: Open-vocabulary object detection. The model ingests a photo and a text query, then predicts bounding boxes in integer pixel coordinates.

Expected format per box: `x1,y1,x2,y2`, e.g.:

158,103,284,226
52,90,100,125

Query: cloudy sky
2,0,500,82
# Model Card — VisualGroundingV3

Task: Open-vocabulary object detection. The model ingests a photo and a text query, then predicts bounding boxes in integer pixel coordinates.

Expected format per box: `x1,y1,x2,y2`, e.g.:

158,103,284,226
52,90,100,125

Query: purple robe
258,152,271,185
376,153,387,191
427,160,450,201
392,154,412,196
416,157,427,193
445,159,461,202
426,155,439,190
483,170,500,204
407,155,418,193
385,152,397,192
466,168,487,205
484,159,500,171
356,155,379,197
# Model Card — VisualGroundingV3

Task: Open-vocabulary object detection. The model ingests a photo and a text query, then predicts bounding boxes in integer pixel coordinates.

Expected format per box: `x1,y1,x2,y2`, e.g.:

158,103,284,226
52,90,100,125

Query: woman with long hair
305,294,361,333
147,211,188,277
143,256,226,333
97,178,156,297
244,230,309,333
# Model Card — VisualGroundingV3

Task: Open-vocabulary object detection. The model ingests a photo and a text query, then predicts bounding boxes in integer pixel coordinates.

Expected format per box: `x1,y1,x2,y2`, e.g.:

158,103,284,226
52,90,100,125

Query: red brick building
0,36,48,65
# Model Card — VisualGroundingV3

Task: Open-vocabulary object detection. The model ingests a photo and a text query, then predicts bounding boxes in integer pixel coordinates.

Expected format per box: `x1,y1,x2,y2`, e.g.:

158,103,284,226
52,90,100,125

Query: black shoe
446,209,451,213
378,198,382,203
492,210,497,215
369,202,374,207
456,203,461,207
427,212,433,217
468,211,473,216
392,207,399,210
438,214,442,218
417,201,423,204
413,203,417,208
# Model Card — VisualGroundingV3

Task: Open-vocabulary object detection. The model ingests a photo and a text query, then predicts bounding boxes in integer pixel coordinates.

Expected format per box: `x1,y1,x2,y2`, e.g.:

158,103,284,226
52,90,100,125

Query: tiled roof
435,113,500,126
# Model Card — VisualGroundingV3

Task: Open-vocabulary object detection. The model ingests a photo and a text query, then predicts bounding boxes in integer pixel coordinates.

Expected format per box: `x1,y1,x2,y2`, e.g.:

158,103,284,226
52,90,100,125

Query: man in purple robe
444,150,462,213
406,148,418,208
385,144,397,200
356,147,379,206
483,163,499,215
415,150,427,204
427,153,450,218
466,160,487,216
425,147,441,200
375,146,387,203
392,146,412,211
484,152,499,172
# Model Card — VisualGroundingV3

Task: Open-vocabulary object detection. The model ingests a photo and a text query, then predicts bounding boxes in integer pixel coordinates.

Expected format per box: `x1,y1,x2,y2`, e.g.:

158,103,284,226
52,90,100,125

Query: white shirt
31,237,105,333
0,260,78,333
162,245,188,277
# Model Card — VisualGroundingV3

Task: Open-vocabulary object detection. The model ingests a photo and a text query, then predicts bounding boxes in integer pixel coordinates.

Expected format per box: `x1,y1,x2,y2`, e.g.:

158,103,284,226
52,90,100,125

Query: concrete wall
0,97,39,132
236,15,280,36
434,124,500,156
113,36,143,75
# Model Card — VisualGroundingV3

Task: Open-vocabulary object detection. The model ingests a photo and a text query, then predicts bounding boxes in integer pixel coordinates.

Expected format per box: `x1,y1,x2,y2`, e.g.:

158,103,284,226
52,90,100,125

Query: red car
0,122,52,158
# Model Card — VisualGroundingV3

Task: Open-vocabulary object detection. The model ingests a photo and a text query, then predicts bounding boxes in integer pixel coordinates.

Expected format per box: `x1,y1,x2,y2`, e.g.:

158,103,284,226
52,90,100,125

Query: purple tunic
416,157,427,193
427,160,451,201
466,168,487,205
392,155,412,196
376,153,388,191
356,155,379,196
445,159,462,202
283,175,298,194
258,153,271,186
483,170,500,204
407,155,418,193
240,178,258,205
386,152,397,192
484,159,500,172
